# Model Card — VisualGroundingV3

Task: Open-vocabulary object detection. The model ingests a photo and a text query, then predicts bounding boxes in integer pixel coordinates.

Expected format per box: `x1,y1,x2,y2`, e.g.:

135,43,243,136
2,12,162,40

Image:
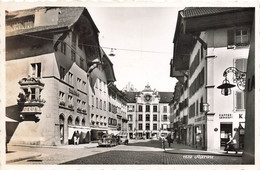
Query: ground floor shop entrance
220,123,232,147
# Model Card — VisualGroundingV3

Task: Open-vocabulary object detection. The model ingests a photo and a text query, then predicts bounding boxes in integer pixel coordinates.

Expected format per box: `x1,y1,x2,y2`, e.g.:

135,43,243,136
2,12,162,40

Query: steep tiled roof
158,92,174,103
125,92,139,103
180,7,242,18
6,7,99,37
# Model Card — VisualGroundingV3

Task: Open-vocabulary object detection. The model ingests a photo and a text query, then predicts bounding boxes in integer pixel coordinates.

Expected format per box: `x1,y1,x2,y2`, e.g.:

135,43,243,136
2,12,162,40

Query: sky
88,7,180,92
3,4,181,92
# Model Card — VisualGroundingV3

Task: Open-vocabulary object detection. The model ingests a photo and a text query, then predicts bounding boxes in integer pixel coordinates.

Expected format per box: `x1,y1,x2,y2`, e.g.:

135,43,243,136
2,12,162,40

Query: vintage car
98,134,117,147
118,135,129,145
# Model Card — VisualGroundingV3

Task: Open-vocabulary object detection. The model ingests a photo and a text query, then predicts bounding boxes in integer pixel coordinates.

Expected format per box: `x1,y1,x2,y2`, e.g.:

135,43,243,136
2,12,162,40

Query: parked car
98,134,117,147
118,135,129,145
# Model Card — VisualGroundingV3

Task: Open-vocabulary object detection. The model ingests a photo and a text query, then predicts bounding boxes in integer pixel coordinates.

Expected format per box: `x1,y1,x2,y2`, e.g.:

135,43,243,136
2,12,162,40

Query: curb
164,150,242,157
6,153,42,164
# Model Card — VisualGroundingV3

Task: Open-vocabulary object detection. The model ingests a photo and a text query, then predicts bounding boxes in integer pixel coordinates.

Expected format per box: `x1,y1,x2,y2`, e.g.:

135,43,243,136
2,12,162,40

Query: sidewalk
6,142,99,164
164,141,242,157
6,151,42,164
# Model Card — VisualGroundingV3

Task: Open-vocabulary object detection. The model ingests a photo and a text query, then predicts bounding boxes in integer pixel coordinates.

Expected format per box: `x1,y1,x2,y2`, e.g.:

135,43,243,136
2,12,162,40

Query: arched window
68,116,73,125
82,119,85,126
59,114,64,125
75,117,80,126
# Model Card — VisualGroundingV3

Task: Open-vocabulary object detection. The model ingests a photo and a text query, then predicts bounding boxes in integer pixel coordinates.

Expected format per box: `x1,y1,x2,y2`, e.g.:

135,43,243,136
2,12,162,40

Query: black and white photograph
1,1,259,169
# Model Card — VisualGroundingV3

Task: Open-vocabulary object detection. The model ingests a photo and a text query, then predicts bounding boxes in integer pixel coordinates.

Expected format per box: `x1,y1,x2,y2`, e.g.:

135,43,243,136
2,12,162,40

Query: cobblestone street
7,139,242,165
62,150,241,164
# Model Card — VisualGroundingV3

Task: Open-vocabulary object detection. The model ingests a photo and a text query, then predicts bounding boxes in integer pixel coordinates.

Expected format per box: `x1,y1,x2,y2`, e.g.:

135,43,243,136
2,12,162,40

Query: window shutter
235,59,247,72
227,30,235,48
236,91,244,110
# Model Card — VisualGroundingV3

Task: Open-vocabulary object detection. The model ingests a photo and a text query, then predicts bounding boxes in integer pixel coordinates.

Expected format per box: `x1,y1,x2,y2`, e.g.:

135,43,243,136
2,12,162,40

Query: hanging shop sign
195,116,205,122
219,113,233,119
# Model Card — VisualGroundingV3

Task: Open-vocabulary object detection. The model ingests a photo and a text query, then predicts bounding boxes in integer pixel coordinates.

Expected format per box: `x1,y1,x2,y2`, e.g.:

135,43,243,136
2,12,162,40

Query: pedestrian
76,130,80,145
73,131,77,145
225,133,238,154
166,133,173,148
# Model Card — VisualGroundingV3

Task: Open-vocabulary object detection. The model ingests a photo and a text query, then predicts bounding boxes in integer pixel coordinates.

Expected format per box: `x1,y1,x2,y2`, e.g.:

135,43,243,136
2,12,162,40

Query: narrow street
7,139,242,165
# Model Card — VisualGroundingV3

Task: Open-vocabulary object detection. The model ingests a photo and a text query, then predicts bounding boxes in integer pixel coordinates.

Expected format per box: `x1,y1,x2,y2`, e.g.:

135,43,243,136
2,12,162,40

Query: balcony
17,93,46,122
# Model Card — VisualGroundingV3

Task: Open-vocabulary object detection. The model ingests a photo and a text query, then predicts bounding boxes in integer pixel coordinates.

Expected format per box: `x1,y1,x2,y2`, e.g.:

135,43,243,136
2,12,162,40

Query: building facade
170,7,254,151
126,84,173,139
5,7,124,146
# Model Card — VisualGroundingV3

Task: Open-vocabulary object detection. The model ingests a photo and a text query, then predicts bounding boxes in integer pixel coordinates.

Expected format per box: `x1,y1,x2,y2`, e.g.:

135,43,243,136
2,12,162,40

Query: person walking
225,133,238,154
166,132,173,148
73,131,77,145
76,131,80,145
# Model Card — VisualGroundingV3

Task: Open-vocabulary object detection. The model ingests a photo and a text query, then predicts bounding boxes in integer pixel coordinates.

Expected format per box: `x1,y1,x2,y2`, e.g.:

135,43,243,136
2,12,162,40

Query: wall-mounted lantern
217,67,246,96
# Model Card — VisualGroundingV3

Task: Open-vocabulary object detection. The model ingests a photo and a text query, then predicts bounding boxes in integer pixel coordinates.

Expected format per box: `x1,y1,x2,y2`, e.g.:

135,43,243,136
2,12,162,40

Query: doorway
59,114,65,144
220,123,232,147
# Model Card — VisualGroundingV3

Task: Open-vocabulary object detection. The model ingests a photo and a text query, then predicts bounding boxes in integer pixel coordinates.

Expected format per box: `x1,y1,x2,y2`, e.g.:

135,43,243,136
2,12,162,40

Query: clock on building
144,94,152,102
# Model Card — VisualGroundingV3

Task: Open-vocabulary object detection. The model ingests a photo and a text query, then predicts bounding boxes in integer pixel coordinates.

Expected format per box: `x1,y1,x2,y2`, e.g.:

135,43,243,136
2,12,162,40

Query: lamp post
217,67,246,96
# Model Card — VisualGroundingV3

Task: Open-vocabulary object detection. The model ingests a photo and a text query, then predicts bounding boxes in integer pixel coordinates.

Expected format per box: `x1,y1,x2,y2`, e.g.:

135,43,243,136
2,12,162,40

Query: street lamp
217,67,246,96
109,48,116,57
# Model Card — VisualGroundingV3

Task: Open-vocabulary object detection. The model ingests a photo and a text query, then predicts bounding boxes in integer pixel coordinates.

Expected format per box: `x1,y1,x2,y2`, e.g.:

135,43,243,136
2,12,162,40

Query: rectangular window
82,81,86,91
68,95,73,106
31,63,41,77
128,124,133,131
153,105,157,112
72,32,76,49
138,114,143,121
96,98,98,108
100,80,102,91
59,91,65,103
146,123,150,130
128,115,133,121
109,102,111,112
235,29,249,46
235,59,247,72
30,88,36,100
127,105,135,112
161,124,168,130
163,106,167,113
153,115,157,121
162,115,167,122
77,78,81,90
77,99,81,108
196,100,199,116
227,28,250,48
145,105,150,112
104,101,106,111
146,114,150,121
71,50,76,62
60,66,65,80
68,72,73,85
138,123,143,130
138,105,143,112
92,95,94,106
153,124,157,130
61,41,66,55
100,99,102,110
236,91,245,110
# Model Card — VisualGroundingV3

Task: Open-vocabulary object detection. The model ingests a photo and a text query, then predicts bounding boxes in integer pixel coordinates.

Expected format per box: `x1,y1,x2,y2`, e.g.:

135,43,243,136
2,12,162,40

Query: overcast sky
4,4,181,92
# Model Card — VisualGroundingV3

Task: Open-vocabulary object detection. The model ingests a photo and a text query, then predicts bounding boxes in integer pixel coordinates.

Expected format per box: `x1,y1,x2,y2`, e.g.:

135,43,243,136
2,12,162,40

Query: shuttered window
235,59,247,72
227,30,235,48
227,28,250,49
236,91,245,110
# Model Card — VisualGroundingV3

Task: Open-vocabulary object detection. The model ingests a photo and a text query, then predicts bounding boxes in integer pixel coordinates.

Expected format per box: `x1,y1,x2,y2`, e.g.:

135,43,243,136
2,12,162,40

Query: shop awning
68,126,91,139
